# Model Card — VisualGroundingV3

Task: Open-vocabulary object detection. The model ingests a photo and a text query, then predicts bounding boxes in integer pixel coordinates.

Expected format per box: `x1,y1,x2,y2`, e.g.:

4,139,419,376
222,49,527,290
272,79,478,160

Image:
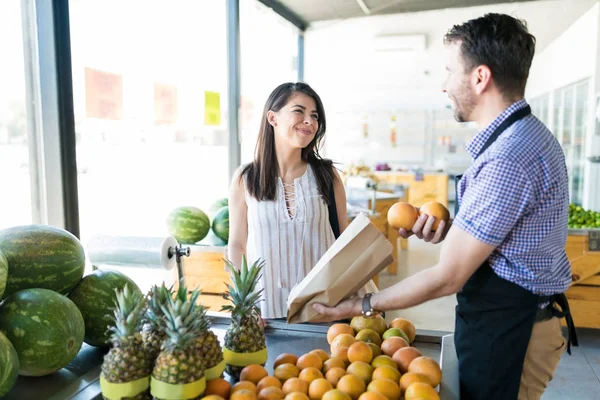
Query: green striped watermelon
0,288,84,376
0,250,7,298
67,269,142,347
0,331,19,396
212,206,229,244
209,198,228,216
166,206,210,244
0,225,85,297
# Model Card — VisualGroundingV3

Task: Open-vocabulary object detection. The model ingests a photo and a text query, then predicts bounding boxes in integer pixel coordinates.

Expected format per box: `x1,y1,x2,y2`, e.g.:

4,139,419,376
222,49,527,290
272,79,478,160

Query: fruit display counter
5,316,459,400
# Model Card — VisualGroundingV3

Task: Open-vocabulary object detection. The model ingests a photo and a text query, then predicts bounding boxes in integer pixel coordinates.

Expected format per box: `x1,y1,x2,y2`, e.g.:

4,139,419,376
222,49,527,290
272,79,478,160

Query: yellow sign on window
205,91,221,126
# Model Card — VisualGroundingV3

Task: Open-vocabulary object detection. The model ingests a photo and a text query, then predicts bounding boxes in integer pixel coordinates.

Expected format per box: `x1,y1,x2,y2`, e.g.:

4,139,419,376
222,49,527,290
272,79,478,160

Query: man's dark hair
444,13,536,98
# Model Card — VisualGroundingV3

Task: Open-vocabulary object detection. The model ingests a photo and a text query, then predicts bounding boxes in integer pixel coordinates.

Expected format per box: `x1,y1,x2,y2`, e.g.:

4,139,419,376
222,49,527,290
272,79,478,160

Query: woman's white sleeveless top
244,164,335,319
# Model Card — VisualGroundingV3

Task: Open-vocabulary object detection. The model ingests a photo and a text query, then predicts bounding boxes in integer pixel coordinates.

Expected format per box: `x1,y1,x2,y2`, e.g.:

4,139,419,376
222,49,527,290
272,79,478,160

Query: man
313,13,577,400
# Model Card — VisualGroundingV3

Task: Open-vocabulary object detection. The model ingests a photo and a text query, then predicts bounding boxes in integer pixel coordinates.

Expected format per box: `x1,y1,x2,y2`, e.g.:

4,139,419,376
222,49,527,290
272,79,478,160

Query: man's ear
472,65,492,95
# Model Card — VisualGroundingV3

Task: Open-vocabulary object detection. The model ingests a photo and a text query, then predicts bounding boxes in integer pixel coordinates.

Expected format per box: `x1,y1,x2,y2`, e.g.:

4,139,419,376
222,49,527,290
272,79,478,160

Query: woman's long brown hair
240,82,336,204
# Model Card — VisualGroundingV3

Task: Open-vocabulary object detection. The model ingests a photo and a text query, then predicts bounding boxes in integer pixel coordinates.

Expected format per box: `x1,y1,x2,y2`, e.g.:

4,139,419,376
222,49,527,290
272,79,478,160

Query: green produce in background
166,206,210,244
0,288,84,377
568,203,600,229
209,198,228,217
212,206,230,244
0,225,85,298
0,251,7,299
0,330,19,396
68,269,142,347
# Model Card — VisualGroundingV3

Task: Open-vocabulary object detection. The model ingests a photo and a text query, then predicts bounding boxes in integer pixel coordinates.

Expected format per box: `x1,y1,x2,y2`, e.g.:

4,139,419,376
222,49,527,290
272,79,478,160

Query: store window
69,0,229,242
239,0,300,164
0,2,33,230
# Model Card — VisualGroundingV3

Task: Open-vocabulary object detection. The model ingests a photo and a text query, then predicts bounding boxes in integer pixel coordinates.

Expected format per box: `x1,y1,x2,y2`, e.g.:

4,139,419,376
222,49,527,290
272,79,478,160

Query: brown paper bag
286,213,394,323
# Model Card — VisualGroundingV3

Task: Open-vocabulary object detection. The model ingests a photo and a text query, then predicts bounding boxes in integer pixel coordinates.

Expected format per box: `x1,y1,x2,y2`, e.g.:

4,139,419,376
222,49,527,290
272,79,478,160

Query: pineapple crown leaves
159,285,206,352
220,254,265,323
146,283,174,329
108,285,147,344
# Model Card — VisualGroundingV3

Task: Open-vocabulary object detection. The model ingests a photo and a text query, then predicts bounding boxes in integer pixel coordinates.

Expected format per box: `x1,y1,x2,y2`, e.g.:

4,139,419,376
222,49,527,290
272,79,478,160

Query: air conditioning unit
373,34,427,52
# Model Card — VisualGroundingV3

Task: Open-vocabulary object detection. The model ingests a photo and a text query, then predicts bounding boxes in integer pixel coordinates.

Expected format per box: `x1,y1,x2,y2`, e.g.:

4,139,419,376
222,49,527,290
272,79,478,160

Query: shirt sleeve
453,159,534,246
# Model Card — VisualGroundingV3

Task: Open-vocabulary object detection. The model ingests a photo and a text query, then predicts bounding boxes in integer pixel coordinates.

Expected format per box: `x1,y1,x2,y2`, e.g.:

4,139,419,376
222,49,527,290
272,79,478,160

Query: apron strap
540,293,579,355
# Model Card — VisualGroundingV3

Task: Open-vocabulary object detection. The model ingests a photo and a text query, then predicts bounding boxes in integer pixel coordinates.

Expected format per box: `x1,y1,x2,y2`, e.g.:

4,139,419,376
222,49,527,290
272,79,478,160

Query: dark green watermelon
0,288,84,376
209,198,228,216
166,206,210,244
0,330,19,396
212,206,229,244
67,269,142,347
0,225,85,297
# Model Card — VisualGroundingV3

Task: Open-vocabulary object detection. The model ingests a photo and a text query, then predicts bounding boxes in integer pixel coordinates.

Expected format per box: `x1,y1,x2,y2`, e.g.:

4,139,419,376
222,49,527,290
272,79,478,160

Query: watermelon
0,331,19,396
0,225,85,297
0,250,7,298
166,206,210,244
0,288,84,376
212,206,229,244
209,198,228,216
67,269,142,347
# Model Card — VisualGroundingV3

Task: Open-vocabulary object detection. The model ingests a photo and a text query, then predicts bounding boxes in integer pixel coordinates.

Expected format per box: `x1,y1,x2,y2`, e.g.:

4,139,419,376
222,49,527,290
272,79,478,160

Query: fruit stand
5,315,459,400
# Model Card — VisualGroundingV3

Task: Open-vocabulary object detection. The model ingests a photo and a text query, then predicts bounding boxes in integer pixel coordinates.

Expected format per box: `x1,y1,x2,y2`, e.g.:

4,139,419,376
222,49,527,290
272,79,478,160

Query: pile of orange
202,316,441,400
387,201,449,232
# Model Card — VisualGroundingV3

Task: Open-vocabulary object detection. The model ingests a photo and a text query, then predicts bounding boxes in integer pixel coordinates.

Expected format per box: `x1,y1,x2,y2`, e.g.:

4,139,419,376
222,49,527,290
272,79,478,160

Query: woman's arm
333,168,348,234
227,168,248,268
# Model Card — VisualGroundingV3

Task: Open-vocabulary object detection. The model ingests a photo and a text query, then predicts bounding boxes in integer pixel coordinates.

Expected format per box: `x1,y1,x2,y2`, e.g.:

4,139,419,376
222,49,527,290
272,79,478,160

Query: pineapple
101,286,152,400
151,287,205,399
221,255,267,380
142,283,172,361
193,299,225,379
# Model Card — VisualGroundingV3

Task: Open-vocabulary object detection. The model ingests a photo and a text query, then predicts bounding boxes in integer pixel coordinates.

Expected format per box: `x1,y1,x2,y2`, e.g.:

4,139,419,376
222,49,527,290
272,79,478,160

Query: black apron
453,105,578,400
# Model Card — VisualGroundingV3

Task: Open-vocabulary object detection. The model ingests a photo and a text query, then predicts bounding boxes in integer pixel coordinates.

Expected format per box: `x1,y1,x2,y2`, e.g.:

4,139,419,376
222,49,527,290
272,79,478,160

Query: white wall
304,0,597,168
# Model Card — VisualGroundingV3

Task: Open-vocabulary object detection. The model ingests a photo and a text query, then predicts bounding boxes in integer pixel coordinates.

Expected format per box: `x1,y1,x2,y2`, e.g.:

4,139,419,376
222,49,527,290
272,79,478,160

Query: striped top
244,164,336,318
454,99,572,295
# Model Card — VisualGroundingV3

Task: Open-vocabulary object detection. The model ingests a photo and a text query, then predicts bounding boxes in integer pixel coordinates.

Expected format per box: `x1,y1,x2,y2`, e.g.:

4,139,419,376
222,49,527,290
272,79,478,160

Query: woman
228,82,348,319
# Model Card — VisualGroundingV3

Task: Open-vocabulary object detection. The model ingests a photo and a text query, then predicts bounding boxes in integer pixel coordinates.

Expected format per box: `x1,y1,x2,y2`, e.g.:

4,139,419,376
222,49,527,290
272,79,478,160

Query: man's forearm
370,265,458,312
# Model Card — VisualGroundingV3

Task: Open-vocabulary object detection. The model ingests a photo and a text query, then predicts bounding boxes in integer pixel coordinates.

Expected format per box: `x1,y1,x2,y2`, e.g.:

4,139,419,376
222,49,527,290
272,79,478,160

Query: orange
347,341,373,364
241,365,269,384
346,361,373,384
354,329,382,347
388,318,416,344
285,392,310,400
367,379,401,400
299,367,324,383
371,366,400,383
357,392,387,400
258,376,283,391
275,353,299,369
330,334,356,351
310,349,330,363
367,343,381,359
274,363,301,382
404,382,440,400
321,389,352,400
206,378,232,399
282,378,309,395
392,347,422,374
231,389,258,400
336,374,366,400
418,202,449,231
297,353,324,371
325,367,346,387
258,387,285,400
381,337,408,357
387,202,419,230
327,324,355,344
370,355,397,370
232,381,258,394
407,357,442,387
350,316,387,336
330,347,349,366
202,396,226,400
308,378,334,400
323,357,346,373
399,372,431,394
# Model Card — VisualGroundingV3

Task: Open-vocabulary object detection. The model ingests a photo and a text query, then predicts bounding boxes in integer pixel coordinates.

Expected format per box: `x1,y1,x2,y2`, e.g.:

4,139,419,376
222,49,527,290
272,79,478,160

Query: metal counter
8,317,459,400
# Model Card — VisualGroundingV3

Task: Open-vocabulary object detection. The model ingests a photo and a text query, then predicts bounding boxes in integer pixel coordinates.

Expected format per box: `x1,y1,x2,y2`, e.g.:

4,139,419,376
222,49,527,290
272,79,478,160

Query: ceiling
271,0,543,26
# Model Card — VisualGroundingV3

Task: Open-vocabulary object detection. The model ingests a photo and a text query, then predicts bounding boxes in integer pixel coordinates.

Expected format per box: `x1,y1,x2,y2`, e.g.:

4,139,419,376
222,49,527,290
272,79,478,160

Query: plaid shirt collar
465,99,529,159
